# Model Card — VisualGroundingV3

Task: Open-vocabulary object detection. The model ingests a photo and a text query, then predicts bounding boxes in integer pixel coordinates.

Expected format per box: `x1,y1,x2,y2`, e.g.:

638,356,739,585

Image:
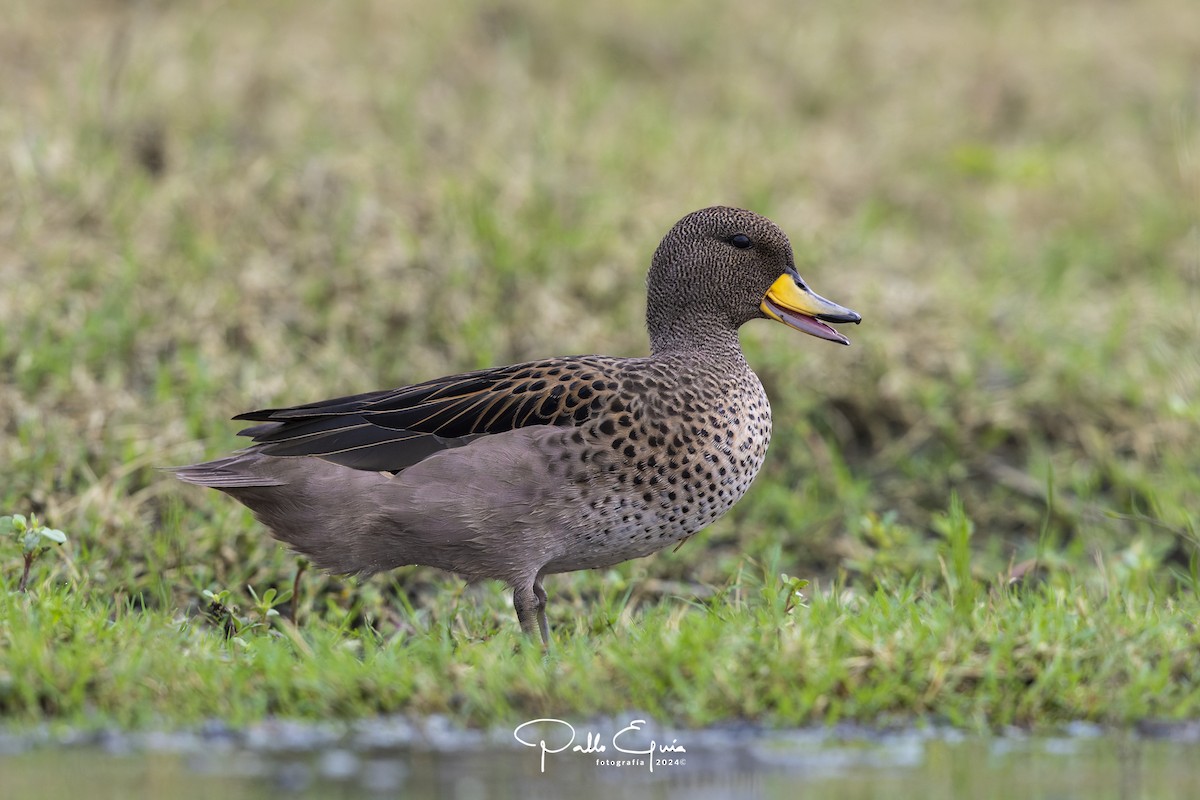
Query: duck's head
647,206,860,352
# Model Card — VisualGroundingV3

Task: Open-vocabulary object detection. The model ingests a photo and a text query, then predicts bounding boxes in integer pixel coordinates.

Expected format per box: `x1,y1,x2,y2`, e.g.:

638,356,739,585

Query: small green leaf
202,588,230,604
41,528,67,544
23,531,42,553
12,514,27,531
0,516,14,534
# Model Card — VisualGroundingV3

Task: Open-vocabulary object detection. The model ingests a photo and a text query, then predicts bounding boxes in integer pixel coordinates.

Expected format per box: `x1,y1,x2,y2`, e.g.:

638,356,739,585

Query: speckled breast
544,358,772,573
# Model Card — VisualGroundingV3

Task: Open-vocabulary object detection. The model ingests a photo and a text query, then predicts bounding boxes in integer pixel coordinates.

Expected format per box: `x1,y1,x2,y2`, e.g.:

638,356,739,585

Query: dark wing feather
233,357,624,472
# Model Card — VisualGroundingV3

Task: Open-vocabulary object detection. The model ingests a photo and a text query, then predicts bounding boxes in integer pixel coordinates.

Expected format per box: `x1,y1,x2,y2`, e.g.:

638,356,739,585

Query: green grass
5,552,1200,730
2,0,1200,731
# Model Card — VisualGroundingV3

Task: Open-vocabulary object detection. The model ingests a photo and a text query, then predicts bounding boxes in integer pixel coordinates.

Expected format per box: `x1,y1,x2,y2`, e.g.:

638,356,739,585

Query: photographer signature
513,718,686,773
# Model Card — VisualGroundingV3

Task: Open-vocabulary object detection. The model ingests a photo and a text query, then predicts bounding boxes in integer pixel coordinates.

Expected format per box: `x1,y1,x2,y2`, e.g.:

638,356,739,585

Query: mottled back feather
233,356,626,472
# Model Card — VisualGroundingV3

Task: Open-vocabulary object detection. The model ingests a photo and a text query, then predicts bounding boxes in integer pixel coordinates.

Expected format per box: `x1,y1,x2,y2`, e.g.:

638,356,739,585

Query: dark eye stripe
730,234,751,249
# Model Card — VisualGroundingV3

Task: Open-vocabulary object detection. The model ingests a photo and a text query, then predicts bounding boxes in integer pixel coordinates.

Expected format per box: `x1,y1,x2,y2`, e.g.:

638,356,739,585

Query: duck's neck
648,315,747,364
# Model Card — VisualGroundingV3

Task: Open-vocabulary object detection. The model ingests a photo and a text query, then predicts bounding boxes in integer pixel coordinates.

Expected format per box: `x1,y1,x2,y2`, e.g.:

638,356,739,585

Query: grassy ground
2,0,1199,731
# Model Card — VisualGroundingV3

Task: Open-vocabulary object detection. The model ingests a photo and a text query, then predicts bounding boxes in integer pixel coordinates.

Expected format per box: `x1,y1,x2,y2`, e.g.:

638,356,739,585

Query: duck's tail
172,453,288,488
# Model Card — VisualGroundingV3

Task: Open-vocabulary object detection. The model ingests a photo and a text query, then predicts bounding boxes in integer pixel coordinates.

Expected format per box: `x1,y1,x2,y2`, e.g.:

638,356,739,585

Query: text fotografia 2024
513,718,687,773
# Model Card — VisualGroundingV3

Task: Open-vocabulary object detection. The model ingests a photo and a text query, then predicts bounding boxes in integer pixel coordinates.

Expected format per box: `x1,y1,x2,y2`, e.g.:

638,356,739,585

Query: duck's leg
513,582,546,646
533,579,550,646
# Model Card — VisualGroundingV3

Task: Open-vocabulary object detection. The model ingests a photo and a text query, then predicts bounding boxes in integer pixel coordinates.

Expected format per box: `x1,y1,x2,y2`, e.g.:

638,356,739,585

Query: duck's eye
729,234,752,249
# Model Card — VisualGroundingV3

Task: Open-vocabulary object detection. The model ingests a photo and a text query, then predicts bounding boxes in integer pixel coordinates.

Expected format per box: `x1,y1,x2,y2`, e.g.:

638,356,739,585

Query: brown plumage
175,206,860,644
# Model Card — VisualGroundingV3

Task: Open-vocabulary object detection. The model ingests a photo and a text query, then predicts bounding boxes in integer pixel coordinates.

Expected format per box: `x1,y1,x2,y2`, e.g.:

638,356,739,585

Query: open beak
760,272,861,345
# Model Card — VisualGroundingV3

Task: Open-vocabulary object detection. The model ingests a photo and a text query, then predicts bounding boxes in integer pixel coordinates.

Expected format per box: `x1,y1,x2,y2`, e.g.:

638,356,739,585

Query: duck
175,206,861,645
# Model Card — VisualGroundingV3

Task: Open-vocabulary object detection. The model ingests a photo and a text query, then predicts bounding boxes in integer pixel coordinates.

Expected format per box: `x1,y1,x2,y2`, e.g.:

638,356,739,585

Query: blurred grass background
2,0,1198,632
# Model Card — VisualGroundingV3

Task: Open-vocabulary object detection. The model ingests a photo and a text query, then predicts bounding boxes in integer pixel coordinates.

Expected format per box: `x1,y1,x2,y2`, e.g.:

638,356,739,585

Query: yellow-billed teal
176,206,860,644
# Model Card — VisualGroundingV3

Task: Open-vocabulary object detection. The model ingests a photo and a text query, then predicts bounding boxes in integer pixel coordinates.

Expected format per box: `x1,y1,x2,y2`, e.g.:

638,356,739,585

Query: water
3,718,1200,799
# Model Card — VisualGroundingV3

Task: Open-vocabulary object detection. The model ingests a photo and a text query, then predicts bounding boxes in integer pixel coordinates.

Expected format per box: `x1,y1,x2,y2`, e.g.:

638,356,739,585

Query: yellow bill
760,272,861,345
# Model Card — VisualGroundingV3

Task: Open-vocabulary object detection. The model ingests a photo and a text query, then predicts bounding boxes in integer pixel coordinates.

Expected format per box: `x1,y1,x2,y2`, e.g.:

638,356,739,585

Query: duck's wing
232,356,626,472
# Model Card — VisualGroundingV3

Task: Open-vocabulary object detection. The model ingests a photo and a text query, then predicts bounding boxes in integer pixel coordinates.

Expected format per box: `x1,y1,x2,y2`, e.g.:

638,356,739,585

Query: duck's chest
550,369,773,570
651,373,773,531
